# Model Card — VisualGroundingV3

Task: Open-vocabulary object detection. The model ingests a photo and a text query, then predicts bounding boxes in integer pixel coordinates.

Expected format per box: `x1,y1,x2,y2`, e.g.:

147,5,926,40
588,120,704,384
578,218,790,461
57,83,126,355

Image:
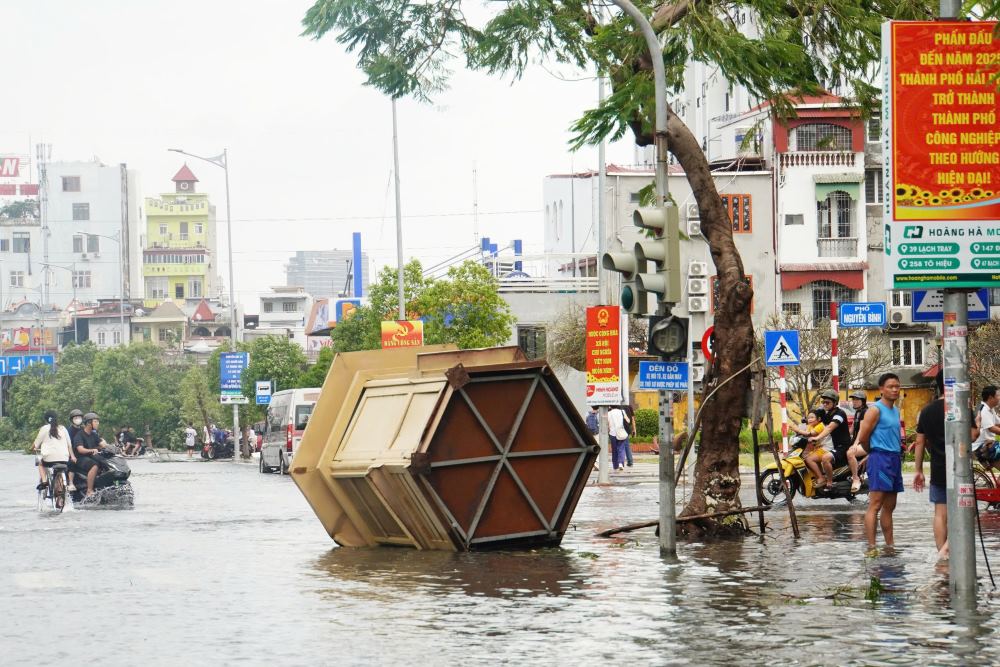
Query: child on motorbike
790,411,834,491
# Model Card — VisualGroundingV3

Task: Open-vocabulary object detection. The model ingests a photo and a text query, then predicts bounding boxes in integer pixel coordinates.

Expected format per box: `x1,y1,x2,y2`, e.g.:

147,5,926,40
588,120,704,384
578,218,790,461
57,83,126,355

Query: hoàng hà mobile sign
883,20,1000,289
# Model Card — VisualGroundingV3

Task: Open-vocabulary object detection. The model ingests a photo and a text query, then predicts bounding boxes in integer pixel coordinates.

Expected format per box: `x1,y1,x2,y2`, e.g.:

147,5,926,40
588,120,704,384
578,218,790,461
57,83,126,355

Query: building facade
252,286,312,350
142,165,218,307
285,249,370,299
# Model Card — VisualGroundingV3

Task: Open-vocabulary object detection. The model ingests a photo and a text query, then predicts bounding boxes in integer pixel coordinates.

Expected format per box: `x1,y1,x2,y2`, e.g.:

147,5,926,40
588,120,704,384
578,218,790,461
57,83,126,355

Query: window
782,303,801,315
175,284,184,299
811,280,857,325
113,330,121,345
263,302,273,313
159,328,170,342
784,214,804,226
10,271,24,287
791,123,853,151
189,278,202,298
73,235,84,253
629,192,641,203
0,239,8,252
72,203,90,221
721,194,752,233
991,288,1000,307
194,223,203,235
710,275,754,313
891,291,912,308
865,169,883,204
817,192,855,239
12,232,29,253
891,338,924,367
72,271,92,289
97,331,106,346
86,235,99,253
295,405,314,430
179,222,188,241
146,277,168,300
159,224,168,236
517,325,546,360
282,302,298,313
62,176,80,192
867,116,881,143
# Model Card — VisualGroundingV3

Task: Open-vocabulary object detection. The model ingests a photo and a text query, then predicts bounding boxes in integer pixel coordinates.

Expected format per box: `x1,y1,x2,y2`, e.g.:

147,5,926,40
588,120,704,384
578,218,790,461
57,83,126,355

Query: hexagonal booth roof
291,346,599,551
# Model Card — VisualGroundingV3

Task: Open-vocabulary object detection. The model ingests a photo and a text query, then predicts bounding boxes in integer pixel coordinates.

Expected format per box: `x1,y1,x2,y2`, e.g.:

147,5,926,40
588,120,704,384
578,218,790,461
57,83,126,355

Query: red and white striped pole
779,365,789,454
830,301,840,396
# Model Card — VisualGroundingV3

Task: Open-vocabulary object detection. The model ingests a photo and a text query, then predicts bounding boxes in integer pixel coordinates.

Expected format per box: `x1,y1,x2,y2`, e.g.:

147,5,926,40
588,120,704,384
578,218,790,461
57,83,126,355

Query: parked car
259,388,321,474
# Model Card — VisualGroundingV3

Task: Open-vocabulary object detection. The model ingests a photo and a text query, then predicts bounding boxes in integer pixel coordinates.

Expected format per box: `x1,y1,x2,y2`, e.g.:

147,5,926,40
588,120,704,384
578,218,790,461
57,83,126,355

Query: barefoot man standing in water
856,373,903,553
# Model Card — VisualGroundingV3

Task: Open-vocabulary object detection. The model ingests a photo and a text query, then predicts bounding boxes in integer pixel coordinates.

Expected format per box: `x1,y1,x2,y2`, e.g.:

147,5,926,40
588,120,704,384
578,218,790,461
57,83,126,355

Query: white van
259,388,321,474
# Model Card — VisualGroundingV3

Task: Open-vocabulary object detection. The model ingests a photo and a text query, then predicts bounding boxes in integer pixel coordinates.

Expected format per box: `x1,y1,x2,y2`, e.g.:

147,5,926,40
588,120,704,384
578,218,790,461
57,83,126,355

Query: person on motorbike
845,391,870,492
67,409,84,444
790,411,834,490
811,390,853,490
72,412,107,498
33,410,76,491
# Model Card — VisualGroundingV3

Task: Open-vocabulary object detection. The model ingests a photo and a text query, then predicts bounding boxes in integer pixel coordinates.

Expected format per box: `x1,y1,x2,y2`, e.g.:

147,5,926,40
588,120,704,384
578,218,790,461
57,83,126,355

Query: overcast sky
2,0,637,312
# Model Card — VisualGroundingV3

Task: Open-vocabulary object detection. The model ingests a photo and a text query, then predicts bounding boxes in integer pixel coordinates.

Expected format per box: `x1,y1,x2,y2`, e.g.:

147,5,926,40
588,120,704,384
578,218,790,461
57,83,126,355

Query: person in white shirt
607,406,630,471
973,386,1000,469
33,410,76,491
184,423,198,458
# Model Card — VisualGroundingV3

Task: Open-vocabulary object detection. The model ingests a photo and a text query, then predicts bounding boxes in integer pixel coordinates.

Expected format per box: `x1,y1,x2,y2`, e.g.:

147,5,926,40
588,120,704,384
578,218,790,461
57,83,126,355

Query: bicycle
37,461,70,513
972,460,1000,512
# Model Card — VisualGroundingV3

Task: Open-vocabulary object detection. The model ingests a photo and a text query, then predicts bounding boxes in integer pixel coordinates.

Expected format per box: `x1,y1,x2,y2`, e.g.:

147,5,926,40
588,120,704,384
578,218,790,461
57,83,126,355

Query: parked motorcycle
202,436,236,460
757,439,868,505
69,444,135,509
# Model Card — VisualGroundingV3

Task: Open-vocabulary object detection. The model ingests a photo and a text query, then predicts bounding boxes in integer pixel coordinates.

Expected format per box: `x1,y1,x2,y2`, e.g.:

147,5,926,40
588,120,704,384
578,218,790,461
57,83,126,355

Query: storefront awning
779,264,866,291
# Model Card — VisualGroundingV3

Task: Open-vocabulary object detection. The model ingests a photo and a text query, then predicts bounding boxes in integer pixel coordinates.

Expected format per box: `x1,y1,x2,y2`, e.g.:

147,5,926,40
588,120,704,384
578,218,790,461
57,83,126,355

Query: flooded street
3,452,1000,666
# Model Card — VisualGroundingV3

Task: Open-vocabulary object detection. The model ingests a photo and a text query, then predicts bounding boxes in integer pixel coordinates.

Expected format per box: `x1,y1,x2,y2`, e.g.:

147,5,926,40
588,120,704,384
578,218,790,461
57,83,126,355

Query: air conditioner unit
688,278,708,295
688,260,708,277
686,203,700,219
686,220,702,237
889,307,911,325
688,296,708,313
691,365,706,382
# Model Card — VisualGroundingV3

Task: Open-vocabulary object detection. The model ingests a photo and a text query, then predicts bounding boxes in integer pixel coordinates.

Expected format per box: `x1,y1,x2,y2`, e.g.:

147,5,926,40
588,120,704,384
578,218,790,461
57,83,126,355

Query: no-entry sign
701,326,715,364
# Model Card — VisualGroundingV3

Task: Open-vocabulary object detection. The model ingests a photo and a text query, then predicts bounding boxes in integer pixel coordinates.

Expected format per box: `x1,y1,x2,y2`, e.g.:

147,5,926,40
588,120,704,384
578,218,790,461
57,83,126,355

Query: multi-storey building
142,165,218,307
285,248,371,299
248,286,312,350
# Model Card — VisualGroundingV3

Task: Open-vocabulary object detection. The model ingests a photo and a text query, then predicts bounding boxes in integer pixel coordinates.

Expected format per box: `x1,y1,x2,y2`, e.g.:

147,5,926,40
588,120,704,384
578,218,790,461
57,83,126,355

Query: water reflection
311,547,586,599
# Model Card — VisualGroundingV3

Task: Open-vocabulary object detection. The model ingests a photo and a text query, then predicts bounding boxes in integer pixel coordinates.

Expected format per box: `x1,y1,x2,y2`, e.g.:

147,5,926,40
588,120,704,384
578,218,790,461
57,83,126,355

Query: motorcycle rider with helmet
72,412,107,498
68,409,85,444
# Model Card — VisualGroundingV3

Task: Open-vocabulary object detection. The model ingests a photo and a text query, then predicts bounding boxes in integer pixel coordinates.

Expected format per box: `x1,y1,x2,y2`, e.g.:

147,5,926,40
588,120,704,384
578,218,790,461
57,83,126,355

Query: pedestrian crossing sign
764,330,800,367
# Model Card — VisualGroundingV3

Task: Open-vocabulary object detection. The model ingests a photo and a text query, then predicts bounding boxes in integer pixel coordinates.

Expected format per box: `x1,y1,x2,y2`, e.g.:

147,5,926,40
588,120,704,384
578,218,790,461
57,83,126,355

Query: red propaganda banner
585,305,622,406
380,320,424,349
887,21,1000,222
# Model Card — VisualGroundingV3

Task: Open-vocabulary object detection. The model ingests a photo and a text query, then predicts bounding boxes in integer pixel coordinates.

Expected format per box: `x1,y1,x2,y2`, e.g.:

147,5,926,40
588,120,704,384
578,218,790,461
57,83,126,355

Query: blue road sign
0,354,55,377
255,380,272,405
912,289,989,322
220,352,249,394
638,361,689,390
838,302,887,328
764,330,800,367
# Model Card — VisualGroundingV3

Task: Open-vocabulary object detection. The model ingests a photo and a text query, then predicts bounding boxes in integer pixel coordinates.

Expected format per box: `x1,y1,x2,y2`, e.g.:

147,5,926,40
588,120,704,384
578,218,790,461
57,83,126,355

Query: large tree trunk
666,110,755,535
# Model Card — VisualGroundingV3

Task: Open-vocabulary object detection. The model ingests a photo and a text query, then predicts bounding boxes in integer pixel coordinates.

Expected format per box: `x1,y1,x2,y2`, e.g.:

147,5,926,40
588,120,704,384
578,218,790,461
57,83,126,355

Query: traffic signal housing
601,251,647,315
633,205,681,305
648,314,688,362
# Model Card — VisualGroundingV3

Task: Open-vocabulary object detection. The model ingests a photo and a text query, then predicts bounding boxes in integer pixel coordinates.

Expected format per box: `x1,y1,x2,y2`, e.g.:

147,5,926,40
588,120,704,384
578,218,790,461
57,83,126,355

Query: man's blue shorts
867,449,904,493
929,484,946,504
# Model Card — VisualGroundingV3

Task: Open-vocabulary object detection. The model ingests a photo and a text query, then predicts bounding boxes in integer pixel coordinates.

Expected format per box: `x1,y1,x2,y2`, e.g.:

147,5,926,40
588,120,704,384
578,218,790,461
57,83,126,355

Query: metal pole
830,301,840,395
940,0,960,18
118,233,125,345
72,263,78,344
943,290,976,603
659,390,676,557
596,69,611,486
779,365,789,453
222,149,241,456
391,98,406,320
598,406,610,484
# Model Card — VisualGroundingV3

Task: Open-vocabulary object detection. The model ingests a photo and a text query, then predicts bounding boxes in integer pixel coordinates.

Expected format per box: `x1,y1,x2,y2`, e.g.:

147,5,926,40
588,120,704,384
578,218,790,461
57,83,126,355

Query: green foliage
240,336,309,423
179,364,226,437
635,408,658,438
331,259,514,353
298,346,334,388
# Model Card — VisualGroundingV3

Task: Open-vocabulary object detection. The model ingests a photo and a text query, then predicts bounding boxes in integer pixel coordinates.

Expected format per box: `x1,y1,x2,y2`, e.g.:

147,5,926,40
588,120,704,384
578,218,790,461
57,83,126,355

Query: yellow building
142,165,218,307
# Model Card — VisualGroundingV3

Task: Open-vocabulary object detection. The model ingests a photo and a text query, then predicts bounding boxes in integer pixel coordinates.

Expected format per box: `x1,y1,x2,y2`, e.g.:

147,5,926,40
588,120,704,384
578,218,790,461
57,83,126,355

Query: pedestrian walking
586,406,600,437
913,370,948,559
856,372,904,554
607,406,629,471
623,404,636,468
184,422,197,458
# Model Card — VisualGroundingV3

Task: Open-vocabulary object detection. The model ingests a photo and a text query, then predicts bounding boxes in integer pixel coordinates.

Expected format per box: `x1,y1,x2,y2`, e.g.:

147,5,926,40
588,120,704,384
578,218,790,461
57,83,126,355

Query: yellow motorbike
757,439,868,505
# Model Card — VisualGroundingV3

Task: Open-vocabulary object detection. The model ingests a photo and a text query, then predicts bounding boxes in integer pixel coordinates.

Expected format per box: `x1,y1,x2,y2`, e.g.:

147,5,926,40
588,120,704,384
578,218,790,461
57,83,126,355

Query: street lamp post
77,230,125,345
168,148,241,456
41,262,77,344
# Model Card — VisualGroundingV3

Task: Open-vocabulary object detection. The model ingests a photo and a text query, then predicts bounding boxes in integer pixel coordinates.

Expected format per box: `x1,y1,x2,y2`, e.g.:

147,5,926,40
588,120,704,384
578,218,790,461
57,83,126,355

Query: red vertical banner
585,306,622,406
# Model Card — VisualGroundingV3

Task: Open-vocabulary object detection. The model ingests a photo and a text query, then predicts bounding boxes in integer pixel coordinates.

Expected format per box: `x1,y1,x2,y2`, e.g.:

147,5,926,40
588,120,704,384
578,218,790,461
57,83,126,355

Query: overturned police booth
290,345,598,551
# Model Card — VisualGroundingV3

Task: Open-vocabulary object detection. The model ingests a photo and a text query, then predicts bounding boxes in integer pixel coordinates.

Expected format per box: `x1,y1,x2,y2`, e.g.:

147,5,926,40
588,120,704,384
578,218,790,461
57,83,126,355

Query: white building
252,286,312,350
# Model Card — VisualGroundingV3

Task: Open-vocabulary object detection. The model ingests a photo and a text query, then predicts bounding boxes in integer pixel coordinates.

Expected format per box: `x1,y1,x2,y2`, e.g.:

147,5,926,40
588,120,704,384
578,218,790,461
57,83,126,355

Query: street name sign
838,302,887,327
638,361,689,391
764,330,800,367
911,288,989,322
0,354,55,377
882,21,1000,289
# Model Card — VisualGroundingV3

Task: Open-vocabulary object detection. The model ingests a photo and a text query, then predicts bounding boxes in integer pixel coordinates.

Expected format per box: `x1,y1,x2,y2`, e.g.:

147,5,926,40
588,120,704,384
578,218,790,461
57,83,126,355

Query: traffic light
633,205,681,305
648,314,688,362
601,251,647,315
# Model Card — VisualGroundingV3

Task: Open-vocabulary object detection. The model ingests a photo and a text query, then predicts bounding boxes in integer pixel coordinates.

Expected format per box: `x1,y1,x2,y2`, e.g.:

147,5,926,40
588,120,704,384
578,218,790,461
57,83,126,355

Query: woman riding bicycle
33,410,76,492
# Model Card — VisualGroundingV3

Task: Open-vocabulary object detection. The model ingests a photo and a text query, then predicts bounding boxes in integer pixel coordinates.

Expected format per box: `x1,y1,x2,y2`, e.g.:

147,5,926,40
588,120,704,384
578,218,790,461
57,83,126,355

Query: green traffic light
621,285,634,311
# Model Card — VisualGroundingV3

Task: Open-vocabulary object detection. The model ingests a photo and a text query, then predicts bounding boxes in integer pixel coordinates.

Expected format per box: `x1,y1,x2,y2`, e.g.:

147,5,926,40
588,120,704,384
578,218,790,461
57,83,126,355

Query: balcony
143,264,207,277
817,237,858,258
780,152,858,168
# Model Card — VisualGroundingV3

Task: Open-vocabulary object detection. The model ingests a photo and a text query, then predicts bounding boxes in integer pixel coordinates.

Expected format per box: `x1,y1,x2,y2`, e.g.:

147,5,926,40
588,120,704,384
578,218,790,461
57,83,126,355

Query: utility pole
392,98,406,319
37,144,50,307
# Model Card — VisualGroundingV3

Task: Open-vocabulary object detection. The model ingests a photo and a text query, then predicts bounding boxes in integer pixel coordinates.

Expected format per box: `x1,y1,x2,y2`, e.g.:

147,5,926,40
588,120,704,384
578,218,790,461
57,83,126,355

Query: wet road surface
2,452,1000,666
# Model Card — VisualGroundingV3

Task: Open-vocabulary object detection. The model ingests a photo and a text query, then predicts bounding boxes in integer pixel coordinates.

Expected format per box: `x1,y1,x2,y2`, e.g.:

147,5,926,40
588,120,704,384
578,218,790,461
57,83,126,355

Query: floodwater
2,452,1000,666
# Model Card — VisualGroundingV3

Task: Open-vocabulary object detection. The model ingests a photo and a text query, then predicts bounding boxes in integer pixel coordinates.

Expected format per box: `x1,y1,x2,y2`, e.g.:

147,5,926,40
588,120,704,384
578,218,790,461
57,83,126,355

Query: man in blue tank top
856,372,903,553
